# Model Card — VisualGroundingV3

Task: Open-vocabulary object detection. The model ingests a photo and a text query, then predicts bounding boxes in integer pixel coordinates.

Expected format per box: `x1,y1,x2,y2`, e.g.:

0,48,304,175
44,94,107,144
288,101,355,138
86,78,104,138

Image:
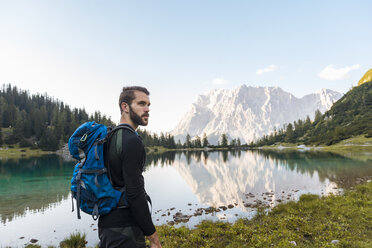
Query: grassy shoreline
259,135,372,150
23,181,372,248
2,135,372,159
0,146,53,158
257,135,372,161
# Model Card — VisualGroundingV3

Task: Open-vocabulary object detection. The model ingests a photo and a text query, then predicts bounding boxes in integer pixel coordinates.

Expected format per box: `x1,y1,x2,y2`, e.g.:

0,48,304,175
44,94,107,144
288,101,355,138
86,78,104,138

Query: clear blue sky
1,0,371,132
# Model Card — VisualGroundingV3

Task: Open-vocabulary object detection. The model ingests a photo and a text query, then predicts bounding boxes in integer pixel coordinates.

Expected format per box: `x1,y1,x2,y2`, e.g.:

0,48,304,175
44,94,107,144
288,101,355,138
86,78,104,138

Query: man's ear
121,102,129,113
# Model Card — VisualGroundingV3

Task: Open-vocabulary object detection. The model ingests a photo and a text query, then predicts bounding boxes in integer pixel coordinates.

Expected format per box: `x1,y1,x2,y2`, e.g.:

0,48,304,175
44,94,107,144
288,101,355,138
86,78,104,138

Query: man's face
128,91,150,126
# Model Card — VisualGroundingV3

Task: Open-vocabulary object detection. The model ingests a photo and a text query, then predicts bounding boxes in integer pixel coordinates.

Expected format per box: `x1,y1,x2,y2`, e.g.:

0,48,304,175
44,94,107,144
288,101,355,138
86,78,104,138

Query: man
98,86,162,248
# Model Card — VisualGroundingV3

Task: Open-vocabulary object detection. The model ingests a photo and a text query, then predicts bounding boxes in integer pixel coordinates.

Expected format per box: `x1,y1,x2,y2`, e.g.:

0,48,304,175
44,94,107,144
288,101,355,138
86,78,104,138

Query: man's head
119,86,150,128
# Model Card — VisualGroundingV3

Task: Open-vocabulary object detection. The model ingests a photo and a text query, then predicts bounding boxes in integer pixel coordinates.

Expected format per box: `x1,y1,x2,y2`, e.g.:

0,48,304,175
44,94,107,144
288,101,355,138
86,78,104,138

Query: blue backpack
68,121,134,220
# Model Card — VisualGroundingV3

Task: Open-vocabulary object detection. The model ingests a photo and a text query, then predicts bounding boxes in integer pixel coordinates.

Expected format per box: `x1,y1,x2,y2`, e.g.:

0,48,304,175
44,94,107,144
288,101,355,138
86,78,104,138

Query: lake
1,150,372,247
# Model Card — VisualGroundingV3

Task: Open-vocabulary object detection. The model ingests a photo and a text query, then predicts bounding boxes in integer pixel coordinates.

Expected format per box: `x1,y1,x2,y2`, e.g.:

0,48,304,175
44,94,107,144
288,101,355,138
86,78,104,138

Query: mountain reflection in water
161,150,372,210
1,150,371,226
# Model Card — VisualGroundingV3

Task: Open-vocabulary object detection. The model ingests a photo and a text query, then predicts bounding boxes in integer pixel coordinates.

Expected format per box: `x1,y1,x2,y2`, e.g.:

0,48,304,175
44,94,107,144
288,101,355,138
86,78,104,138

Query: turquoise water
0,150,371,247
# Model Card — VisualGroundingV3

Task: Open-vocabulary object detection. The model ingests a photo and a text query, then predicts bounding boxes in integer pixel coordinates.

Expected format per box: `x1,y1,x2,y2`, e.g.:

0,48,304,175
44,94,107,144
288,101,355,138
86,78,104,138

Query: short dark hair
119,86,150,113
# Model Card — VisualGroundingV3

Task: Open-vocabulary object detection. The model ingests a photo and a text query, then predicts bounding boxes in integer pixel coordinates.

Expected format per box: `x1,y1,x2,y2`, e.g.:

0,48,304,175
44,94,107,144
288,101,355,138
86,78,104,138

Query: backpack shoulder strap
104,124,137,192
100,124,136,146
106,124,137,140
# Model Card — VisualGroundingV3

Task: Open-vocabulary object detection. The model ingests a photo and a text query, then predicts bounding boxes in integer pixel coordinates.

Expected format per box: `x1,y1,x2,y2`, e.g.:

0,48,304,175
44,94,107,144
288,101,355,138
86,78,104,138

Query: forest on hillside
252,82,372,146
0,84,113,150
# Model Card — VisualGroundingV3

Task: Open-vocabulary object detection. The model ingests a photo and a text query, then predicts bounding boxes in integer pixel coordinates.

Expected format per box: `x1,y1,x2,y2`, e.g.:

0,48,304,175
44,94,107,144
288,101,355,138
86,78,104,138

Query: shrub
60,232,86,248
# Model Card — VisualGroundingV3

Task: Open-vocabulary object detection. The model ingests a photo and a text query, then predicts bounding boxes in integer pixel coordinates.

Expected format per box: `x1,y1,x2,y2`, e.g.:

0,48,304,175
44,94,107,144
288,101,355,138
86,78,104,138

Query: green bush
60,232,86,248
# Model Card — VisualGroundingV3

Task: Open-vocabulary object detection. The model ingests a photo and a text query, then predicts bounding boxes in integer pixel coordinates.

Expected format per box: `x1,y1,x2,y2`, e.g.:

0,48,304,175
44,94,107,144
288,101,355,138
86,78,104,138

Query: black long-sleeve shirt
98,124,155,236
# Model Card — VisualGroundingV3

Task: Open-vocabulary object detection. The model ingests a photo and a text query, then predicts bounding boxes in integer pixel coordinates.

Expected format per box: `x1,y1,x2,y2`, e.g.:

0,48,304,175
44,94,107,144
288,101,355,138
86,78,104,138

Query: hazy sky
1,1,371,133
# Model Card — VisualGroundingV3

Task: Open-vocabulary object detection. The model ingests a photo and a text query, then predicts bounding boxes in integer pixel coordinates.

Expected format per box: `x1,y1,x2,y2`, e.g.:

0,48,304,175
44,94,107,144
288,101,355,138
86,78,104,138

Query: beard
129,106,149,126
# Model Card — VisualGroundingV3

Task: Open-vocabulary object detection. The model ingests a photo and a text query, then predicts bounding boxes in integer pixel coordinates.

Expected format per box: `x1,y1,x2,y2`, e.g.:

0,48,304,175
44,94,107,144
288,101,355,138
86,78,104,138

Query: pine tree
220,133,228,147
314,109,322,123
194,135,202,148
284,123,294,143
202,133,209,147
185,133,192,148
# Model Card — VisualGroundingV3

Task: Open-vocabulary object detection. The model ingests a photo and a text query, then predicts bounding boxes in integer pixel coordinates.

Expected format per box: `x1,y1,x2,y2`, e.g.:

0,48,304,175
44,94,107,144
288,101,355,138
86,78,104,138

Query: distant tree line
182,132,242,149
137,128,177,149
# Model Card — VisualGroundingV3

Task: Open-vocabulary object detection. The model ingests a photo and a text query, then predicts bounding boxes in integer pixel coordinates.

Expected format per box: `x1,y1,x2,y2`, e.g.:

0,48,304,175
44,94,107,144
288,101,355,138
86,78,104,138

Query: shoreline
257,135,372,151
19,180,372,248
0,146,53,158
1,142,372,160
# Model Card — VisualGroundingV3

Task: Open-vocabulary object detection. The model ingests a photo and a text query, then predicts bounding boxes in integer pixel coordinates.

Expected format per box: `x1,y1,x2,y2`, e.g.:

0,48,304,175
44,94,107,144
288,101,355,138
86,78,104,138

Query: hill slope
254,81,372,146
316,81,372,140
0,84,113,150
358,68,372,86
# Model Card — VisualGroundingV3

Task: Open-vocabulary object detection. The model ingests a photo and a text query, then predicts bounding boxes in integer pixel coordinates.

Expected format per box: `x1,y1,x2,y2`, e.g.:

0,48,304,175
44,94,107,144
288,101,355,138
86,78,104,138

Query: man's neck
119,117,138,130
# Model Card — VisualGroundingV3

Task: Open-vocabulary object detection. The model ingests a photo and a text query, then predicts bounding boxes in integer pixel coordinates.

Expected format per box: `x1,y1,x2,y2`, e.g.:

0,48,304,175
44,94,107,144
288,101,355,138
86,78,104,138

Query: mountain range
171,85,342,144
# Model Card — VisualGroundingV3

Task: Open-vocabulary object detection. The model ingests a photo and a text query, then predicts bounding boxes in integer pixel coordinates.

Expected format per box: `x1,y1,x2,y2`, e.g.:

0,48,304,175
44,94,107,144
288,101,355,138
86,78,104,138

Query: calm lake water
1,150,372,247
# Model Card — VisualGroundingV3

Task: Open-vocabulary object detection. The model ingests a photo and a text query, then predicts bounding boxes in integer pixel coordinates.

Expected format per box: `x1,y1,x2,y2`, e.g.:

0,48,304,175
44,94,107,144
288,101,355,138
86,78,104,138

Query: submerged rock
194,208,204,216
30,239,38,243
204,207,217,214
173,212,191,223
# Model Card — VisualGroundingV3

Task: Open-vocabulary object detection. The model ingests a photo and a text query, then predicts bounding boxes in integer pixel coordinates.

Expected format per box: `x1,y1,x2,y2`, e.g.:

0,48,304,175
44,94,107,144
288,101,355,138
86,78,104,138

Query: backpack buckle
80,133,88,142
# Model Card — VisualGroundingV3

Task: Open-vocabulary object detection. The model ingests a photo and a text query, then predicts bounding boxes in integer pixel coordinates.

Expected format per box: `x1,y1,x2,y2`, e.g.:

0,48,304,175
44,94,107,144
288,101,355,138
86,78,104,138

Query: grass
330,135,372,146
320,135,372,161
259,135,372,155
146,146,173,154
59,232,88,248
0,145,52,158
23,233,93,248
260,143,299,149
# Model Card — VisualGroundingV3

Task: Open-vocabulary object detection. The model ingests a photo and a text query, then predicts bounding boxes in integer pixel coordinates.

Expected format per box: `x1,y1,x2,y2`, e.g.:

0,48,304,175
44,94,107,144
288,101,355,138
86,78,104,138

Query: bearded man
98,86,162,248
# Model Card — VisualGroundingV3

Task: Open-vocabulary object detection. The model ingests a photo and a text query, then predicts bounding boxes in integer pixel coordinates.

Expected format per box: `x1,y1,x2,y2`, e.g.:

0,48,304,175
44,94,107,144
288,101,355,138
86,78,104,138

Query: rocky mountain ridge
171,85,342,144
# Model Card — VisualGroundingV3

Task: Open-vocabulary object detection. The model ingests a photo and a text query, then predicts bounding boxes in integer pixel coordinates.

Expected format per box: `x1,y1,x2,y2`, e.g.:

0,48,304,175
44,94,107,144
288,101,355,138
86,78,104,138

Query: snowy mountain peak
171,85,342,144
